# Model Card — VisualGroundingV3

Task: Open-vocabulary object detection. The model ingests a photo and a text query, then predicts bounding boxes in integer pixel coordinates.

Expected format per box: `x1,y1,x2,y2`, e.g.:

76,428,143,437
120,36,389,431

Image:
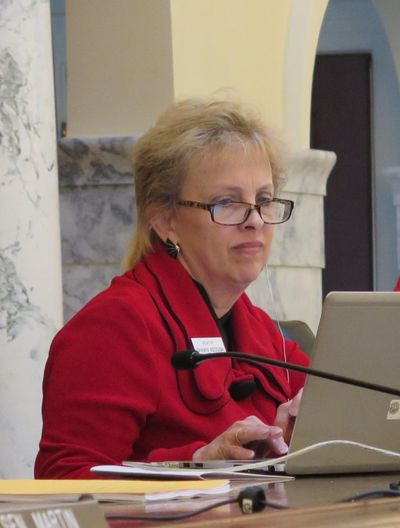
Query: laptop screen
286,291,400,475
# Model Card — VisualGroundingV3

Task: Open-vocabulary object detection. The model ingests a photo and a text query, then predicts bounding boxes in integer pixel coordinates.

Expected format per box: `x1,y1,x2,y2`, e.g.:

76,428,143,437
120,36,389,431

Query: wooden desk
103,473,400,527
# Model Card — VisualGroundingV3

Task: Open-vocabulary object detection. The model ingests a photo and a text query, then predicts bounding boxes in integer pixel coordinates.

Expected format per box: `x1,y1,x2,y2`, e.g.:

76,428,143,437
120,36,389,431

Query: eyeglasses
177,198,294,226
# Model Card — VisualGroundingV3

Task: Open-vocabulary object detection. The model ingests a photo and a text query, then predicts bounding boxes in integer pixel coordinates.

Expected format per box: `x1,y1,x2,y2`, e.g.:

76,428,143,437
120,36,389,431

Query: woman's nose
241,205,264,229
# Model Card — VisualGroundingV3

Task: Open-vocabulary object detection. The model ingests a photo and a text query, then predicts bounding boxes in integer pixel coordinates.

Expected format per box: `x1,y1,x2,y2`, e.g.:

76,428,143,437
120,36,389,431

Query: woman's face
166,147,275,304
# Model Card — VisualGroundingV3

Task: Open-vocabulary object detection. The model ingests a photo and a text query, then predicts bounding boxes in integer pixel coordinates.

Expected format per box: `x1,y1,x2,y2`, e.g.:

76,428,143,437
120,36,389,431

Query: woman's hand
273,388,303,444
192,415,288,461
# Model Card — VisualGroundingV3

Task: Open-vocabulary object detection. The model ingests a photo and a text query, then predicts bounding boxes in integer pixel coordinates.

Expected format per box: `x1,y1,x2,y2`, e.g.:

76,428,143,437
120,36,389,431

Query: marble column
247,148,336,332
0,1,63,477
58,136,135,322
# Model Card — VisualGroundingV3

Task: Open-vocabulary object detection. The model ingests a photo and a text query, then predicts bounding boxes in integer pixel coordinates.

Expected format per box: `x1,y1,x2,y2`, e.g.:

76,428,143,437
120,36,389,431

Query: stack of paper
0,479,231,504
90,463,294,481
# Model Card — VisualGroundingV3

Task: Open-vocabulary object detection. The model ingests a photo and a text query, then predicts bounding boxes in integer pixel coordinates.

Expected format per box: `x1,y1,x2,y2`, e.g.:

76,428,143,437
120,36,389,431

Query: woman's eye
213,198,234,206
257,196,273,205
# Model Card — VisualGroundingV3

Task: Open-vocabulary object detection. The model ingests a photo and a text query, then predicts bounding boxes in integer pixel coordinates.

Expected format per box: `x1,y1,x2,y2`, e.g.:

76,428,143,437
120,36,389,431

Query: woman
35,99,308,478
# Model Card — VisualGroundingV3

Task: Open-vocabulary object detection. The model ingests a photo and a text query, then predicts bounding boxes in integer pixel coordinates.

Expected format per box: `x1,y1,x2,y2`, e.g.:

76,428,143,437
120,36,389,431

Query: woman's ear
147,204,174,242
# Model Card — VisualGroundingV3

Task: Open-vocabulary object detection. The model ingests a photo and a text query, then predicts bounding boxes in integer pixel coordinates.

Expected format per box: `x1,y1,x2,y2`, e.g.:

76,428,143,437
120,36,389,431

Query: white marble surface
247,266,324,333
60,185,134,265
249,148,336,332
284,148,334,195
62,265,117,323
269,191,325,268
58,136,137,321
59,136,134,186
0,0,63,477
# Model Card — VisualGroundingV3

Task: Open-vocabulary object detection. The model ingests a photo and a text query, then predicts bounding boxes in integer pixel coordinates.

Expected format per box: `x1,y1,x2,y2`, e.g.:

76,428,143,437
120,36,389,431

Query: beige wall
66,0,174,137
170,0,328,148
66,0,328,145
170,0,292,130
284,0,328,147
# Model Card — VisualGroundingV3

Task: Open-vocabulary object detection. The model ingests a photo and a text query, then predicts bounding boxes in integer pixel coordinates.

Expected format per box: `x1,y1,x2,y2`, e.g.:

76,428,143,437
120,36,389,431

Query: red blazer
35,246,308,478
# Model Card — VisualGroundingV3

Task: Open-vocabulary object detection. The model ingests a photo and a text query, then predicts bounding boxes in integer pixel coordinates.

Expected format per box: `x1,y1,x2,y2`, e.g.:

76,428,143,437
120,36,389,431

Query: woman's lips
233,241,263,255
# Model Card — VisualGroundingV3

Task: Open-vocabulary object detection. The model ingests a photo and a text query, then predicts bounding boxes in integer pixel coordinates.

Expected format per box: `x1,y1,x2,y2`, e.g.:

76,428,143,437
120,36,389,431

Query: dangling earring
165,238,180,259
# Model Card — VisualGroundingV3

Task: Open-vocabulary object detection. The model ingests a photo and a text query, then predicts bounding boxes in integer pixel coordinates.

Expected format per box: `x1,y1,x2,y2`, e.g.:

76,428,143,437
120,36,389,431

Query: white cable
265,264,289,386
223,439,400,473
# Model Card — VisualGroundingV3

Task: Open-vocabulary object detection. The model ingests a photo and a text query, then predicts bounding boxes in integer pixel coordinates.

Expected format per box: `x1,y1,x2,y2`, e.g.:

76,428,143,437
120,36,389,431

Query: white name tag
191,337,226,355
387,399,400,420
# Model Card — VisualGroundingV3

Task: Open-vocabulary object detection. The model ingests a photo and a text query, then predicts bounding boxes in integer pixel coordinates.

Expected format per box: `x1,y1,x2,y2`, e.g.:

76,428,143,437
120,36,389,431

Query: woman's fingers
193,393,305,462
289,388,303,417
237,423,288,456
274,389,303,443
193,415,288,461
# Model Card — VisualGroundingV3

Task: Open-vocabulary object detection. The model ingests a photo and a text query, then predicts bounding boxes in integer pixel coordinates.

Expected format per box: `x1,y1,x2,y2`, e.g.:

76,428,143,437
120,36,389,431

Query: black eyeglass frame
177,198,294,226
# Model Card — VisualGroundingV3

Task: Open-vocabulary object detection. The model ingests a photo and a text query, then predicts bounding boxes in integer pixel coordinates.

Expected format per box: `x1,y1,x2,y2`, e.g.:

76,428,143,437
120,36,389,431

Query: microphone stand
172,350,400,397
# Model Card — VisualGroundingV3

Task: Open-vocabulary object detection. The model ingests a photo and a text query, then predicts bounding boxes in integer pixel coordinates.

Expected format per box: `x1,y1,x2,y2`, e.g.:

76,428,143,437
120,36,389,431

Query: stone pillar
58,136,135,323
247,148,336,332
0,1,63,477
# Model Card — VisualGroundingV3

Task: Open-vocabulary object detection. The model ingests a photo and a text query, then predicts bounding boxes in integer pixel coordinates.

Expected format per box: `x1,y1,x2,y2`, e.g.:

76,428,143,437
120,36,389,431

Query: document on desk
0,479,231,503
90,463,294,481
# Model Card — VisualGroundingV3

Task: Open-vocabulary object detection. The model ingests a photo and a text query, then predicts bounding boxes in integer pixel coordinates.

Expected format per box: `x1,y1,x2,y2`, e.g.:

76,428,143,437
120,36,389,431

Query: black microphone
172,350,400,397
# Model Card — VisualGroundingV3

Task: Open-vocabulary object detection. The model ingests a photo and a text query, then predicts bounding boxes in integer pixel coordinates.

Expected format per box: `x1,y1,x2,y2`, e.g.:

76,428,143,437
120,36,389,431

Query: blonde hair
123,98,286,270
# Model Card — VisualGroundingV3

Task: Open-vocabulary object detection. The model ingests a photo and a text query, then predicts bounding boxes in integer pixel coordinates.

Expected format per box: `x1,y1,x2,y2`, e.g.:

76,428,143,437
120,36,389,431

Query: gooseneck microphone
172,350,400,397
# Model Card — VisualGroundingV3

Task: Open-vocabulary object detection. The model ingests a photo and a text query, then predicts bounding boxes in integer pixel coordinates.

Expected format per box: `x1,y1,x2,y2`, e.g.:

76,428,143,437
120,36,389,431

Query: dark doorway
311,53,373,297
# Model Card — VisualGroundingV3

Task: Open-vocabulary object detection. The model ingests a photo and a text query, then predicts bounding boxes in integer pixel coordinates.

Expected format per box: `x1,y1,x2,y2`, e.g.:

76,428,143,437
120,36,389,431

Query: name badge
191,337,226,355
387,400,400,420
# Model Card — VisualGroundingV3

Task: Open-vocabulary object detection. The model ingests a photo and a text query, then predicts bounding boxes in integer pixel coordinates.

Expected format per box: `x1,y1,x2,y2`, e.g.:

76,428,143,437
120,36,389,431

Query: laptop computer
285,290,400,475
145,291,400,476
